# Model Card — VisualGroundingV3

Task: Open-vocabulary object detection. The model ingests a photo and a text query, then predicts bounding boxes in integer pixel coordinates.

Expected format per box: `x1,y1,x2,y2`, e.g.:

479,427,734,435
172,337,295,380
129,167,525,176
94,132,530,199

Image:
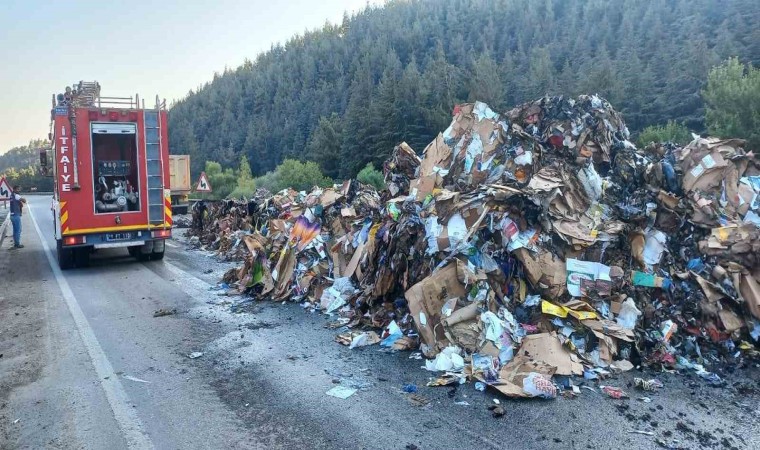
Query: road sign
0,176,12,200
195,172,212,192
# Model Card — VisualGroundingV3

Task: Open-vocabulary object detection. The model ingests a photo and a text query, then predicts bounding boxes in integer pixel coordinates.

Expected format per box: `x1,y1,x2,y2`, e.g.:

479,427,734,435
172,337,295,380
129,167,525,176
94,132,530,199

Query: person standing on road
193,200,208,230
9,185,27,249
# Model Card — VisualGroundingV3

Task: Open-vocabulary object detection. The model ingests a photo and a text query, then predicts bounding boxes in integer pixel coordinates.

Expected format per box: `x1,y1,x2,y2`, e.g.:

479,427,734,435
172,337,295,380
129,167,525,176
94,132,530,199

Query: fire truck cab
48,81,172,269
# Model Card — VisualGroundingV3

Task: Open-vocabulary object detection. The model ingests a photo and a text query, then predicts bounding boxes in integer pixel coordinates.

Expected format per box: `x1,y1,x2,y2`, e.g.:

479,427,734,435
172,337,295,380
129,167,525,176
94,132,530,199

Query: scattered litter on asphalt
188,352,204,359
629,430,655,436
487,404,505,417
123,375,150,383
153,308,176,317
326,385,357,399
601,386,628,399
406,393,430,407
402,383,418,393
634,378,664,391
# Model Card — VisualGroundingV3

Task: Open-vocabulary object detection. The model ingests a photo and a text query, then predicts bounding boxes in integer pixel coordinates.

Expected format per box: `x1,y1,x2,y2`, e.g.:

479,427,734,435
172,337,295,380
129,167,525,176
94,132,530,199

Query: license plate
106,232,132,241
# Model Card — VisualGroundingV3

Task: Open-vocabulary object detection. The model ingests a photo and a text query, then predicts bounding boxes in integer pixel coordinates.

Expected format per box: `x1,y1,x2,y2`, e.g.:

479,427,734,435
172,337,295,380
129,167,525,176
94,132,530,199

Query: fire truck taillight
152,230,171,239
108,111,119,121
63,236,86,246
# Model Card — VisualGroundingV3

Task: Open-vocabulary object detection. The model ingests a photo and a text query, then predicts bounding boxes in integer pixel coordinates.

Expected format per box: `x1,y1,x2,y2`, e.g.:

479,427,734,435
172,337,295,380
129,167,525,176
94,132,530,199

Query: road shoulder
0,212,126,449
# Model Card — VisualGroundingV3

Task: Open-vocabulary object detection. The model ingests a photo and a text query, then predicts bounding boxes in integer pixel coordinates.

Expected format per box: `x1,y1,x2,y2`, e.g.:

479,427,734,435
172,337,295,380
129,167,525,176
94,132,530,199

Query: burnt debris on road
184,95,760,403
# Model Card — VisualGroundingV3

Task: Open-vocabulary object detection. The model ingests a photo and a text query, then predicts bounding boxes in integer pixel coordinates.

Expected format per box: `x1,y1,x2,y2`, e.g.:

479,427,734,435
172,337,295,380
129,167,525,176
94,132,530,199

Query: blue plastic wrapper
402,383,418,393
687,258,705,273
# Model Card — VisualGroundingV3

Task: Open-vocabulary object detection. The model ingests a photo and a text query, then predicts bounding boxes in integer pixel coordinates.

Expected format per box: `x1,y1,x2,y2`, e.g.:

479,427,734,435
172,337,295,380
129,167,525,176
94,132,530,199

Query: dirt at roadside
0,244,48,445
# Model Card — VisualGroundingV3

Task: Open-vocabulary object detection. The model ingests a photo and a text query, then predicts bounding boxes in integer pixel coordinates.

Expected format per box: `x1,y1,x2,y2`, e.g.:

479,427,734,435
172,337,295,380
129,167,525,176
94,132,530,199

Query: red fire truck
46,81,172,269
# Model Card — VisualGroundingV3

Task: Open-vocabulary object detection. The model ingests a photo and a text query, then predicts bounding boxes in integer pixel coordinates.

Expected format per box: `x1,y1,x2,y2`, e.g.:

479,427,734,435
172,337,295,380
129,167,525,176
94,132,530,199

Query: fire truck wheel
74,247,91,267
56,240,74,270
151,250,165,260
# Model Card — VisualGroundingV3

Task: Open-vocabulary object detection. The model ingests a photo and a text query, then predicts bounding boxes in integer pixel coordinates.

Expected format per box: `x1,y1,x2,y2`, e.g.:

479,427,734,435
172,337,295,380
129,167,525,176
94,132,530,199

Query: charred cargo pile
190,95,760,398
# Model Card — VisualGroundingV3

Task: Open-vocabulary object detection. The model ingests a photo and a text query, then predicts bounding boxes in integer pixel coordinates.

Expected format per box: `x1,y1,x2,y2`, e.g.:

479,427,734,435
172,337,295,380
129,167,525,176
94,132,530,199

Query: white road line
165,240,179,248
28,207,154,450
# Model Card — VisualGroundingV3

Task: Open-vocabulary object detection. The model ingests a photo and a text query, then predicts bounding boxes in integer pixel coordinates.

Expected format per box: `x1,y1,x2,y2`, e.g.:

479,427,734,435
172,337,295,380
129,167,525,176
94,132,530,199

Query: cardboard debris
480,355,557,398
405,262,467,356
185,95,760,403
517,333,583,376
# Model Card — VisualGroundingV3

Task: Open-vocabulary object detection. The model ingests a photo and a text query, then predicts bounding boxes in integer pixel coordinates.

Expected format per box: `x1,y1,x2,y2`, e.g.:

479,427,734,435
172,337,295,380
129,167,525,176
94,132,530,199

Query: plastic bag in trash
522,372,557,398
616,298,642,329
425,346,465,372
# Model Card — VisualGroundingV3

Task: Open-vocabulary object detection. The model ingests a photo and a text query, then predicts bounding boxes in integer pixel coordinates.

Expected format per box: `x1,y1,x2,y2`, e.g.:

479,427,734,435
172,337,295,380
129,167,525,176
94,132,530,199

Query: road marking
165,240,179,248
28,206,154,449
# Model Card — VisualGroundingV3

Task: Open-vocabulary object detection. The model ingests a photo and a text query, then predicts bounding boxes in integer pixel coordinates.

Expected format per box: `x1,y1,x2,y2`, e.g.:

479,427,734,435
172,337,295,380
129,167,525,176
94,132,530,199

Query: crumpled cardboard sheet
734,269,760,321
478,355,557,398
517,332,583,376
582,319,635,342
405,261,487,356
272,247,296,300
525,164,594,222
513,248,567,299
409,174,438,202
681,148,729,193
386,142,421,196
698,224,760,268
678,137,760,227
242,234,274,294
442,302,482,353
442,103,508,188
419,134,452,178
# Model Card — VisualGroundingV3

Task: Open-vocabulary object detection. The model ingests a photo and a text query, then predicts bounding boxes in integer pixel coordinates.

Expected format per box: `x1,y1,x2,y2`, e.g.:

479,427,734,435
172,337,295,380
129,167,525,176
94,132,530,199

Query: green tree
202,160,236,199
524,47,556,100
307,113,344,178
0,139,49,172
230,155,257,199
253,170,281,193
254,159,332,193
0,139,54,191
703,57,760,149
468,52,503,109
356,163,385,190
637,121,692,147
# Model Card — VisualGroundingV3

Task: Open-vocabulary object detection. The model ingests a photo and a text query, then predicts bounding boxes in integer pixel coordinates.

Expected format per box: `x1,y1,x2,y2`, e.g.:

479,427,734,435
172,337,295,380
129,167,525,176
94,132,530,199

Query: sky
0,0,379,152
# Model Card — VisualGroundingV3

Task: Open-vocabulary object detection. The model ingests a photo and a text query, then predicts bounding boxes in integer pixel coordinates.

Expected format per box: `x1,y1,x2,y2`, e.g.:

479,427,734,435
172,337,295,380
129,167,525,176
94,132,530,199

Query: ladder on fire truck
144,96,167,225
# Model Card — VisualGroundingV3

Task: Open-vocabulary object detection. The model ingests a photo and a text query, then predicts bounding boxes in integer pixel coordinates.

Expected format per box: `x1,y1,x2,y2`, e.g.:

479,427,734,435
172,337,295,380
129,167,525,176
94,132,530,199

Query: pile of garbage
188,95,760,399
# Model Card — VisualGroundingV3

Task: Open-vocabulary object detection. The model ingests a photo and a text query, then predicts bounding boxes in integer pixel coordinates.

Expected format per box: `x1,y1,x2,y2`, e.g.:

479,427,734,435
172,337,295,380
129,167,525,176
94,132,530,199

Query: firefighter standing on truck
9,185,27,249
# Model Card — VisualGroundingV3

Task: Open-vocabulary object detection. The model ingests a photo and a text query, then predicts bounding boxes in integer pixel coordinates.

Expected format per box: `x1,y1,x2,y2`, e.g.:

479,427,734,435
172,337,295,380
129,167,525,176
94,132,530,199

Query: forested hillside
0,141,44,172
168,0,760,179
0,140,54,190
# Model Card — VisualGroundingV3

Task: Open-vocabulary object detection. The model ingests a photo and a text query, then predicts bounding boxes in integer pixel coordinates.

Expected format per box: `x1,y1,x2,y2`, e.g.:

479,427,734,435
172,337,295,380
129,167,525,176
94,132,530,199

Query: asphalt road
1,195,758,450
